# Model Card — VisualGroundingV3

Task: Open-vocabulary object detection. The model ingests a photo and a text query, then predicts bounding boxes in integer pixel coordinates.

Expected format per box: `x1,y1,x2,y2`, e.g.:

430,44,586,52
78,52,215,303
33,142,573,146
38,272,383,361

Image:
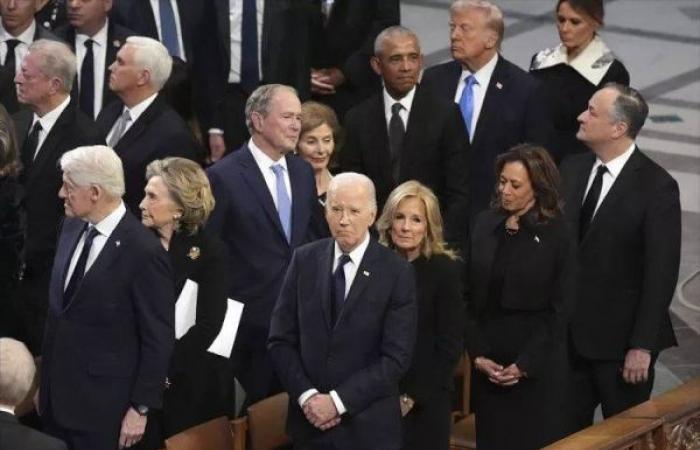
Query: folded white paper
175,279,198,339
207,298,244,358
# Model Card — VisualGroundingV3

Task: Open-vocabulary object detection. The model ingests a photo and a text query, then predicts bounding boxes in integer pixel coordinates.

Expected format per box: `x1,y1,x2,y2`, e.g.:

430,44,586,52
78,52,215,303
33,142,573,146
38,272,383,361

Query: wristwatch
132,403,149,416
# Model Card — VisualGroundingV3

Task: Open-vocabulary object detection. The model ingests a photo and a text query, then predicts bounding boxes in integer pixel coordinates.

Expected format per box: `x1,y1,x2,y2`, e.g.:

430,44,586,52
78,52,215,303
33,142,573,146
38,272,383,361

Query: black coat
0,411,67,450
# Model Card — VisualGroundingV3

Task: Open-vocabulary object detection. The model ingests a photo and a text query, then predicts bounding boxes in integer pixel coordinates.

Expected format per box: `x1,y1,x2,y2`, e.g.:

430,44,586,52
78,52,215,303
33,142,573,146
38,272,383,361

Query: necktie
21,121,42,172
579,165,608,241
158,0,181,58
458,75,477,139
63,225,100,306
79,39,95,118
4,39,20,76
332,253,351,324
108,109,131,148
271,164,291,242
389,102,405,182
240,0,259,92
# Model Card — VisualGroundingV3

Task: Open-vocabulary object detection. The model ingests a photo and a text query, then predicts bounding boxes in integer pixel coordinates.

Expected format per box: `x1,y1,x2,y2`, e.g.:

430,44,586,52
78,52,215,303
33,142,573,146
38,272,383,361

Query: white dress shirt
76,20,109,118
64,202,127,290
106,92,159,144
227,0,264,83
298,232,371,415
382,85,416,132
582,143,636,217
453,53,499,140
30,95,71,160
148,0,186,60
248,138,292,209
0,20,36,76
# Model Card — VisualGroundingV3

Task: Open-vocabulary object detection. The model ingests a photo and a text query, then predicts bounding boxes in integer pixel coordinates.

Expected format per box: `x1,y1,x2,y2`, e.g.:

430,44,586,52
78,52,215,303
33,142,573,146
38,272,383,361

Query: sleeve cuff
298,388,319,408
329,390,346,415
208,128,224,135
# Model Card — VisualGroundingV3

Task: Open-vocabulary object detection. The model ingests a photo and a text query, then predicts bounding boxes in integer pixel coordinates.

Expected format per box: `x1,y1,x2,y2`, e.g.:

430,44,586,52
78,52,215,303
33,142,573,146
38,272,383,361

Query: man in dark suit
13,39,103,354
96,36,201,214
1,0,62,112
560,84,681,432
341,26,470,248
421,0,551,221
0,338,67,450
54,0,135,118
268,172,416,450
207,84,317,407
309,0,399,119
40,145,174,450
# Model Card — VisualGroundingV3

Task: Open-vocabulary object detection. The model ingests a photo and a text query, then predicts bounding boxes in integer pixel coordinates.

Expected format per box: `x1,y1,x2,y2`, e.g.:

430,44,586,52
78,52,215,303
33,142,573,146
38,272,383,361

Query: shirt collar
530,35,615,85
0,19,35,44
248,138,289,171
461,53,498,87
76,19,109,45
0,405,14,415
33,95,70,128
333,231,371,266
89,201,126,237
594,142,635,180
382,84,417,117
123,92,158,123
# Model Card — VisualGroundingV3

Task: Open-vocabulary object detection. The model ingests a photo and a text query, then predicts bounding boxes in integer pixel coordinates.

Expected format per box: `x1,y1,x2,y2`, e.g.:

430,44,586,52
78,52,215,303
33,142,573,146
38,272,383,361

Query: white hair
27,39,77,93
60,145,125,199
373,26,421,56
125,36,173,90
327,172,377,212
0,338,36,407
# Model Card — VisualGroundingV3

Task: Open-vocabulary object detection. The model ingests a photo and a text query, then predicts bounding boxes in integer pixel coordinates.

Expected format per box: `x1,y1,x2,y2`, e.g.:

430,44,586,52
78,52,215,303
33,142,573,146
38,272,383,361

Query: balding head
0,338,36,409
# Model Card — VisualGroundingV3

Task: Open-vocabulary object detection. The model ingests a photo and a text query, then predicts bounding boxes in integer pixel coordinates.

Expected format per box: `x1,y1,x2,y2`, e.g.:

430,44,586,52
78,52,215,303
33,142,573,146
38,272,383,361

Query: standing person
207,83,317,407
530,0,629,162
561,84,681,432
138,157,230,447
421,0,551,220
466,144,573,449
268,172,416,450
376,180,463,450
40,145,174,450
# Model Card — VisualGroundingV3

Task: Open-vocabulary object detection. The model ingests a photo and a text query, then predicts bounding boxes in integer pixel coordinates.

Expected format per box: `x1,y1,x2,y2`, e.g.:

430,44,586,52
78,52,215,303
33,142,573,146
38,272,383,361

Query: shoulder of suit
633,149,677,185
422,60,460,81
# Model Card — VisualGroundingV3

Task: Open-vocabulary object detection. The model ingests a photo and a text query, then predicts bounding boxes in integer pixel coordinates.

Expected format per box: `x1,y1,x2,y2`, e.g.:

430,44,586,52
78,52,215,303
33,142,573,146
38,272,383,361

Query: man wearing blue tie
207,84,317,407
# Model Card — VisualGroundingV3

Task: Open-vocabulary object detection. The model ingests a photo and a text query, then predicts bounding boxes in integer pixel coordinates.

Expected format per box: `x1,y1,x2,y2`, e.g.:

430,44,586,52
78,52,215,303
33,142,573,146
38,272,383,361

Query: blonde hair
145,157,215,234
451,0,505,48
376,180,457,260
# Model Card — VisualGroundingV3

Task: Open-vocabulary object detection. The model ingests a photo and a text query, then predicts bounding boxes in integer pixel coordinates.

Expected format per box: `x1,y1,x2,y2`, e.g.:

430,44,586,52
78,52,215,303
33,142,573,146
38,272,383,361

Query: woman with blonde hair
376,180,463,450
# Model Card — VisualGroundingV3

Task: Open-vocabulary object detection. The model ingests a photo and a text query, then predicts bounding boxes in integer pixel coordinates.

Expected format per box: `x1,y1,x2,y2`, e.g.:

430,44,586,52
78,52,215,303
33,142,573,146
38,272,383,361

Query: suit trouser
43,401,121,450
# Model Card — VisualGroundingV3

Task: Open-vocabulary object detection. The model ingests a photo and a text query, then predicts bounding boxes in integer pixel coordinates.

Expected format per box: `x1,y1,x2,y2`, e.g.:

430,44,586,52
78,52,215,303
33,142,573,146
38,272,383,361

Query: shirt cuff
329,390,346,415
298,388,319,408
208,128,224,135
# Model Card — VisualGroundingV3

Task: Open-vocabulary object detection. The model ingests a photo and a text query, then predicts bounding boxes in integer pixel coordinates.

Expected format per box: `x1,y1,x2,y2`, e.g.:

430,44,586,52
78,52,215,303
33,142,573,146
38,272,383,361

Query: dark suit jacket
0,411,67,450
95,95,202,214
341,85,470,247
421,57,552,220
268,238,416,450
560,149,680,360
54,20,135,116
40,211,175,432
206,145,317,329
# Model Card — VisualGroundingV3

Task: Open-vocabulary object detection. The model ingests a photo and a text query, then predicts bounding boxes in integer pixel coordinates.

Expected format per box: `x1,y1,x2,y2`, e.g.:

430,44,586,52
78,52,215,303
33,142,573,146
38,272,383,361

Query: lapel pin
363,270,370,277
187,246,201,261
496,82,503,90
113,39,121,48
534,235,540,243
115,240,121,247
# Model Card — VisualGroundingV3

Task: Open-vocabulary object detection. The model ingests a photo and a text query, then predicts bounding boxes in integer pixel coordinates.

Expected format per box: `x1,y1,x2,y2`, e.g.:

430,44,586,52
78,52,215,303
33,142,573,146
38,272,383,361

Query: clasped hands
474,356,525,387
303,393,341,431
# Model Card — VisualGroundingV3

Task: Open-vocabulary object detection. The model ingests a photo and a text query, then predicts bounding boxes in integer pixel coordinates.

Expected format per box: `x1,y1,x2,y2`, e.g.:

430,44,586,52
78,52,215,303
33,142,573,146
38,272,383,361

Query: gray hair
374,26,421,56
245,84,298,133
0,338,36,407
450,0,505,47
27,39,76,93
125,36,172,90
60,145,125,199
604,83,648,139
326,172,377,212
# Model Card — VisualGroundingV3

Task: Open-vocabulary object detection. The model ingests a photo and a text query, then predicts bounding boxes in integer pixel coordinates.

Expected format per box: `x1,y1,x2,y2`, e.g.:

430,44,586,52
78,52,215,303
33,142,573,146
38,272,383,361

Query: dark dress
309,191,331,241
401,253,464,450
530,37,630,163
0,175,23,338
465,210,574,450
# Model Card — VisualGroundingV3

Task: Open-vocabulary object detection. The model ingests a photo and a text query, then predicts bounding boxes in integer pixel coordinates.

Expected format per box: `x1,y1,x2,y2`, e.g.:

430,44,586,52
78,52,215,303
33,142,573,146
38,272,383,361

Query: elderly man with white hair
39,145,174,450
96,35,201,214
0,338,67,450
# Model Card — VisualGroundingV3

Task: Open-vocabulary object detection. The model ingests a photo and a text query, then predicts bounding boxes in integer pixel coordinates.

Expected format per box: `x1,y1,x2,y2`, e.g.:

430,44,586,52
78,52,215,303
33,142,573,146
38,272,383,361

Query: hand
302,394,339,429
474,356,505,385
208,133,227,163
399,394,415,417
119,407,147,449
622,348,651,384
496,363,525,387
311,69,336,95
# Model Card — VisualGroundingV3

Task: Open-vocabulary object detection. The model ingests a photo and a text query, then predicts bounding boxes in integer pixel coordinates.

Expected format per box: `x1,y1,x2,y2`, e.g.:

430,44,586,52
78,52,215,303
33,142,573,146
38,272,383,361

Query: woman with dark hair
530,0,629,162
465,144,574,449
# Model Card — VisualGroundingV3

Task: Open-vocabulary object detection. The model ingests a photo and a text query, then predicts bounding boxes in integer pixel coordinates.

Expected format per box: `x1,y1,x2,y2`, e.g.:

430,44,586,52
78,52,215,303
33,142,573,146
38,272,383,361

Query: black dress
401,253,464,450
466,210,574,450
0,176,23,338
530,36,630,163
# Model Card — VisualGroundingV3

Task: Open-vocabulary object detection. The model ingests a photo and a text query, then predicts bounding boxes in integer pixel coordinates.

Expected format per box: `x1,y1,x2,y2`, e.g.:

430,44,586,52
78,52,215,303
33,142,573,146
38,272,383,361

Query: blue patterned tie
271,164,291,242
158,0,181,58
458,75,478,139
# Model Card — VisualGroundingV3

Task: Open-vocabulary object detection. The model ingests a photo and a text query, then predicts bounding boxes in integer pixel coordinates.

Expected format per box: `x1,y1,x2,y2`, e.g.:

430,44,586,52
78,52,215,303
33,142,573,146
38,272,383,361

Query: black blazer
421,57,552,220
341,85,470,247
40,211,175,432
268,238,417,450
560,149,680,360
54,21,136,116
14,101,103,267
95,95,202,214
0,411,67,450
465,210,574,377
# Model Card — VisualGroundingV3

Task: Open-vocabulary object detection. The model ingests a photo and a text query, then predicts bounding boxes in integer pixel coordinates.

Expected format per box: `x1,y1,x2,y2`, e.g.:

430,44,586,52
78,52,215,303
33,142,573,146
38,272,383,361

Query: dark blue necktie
158,0,182,58
332,254,351,324
4,39,20,75
240,0,259,92
64,225,100,306
79,39,95,118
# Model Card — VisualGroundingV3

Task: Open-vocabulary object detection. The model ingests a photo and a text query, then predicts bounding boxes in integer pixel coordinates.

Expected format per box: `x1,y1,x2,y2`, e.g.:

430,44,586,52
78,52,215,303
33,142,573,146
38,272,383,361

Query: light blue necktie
458,74,478,139
271,164,291,242
158,0,182,58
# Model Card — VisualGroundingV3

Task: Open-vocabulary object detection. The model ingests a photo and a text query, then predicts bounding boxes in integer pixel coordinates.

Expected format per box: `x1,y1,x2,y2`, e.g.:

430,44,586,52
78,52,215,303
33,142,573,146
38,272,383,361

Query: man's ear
370,56,383,76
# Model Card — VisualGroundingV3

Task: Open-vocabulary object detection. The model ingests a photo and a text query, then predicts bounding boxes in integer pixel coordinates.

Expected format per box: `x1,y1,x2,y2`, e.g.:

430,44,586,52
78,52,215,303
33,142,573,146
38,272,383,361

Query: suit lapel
401,87,428,179
51,219,85,313
472,57,508,149
336,238,378,327
318,240,334,331
287,156,308,247
474,212,502,309
114,96,162,153
25,104,74,189
370,95,392,183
